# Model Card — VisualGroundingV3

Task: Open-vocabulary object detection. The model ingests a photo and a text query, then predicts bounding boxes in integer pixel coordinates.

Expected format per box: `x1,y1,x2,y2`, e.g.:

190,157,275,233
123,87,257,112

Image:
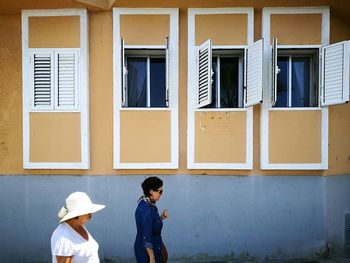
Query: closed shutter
197,39,212,108
31,51,54,110
271,38,278,106
56,51,78,109
166,36,170,107
245,39,263,107
321,40,350,106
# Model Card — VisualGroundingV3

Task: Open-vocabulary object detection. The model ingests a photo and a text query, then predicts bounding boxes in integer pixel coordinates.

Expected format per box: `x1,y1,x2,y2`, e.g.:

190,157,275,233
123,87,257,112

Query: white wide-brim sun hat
58,192,105,223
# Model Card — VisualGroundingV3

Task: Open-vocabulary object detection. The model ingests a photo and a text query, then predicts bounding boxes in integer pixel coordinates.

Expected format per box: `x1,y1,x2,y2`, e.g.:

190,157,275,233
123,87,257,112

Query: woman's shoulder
51,223,74,240
51,223,77,255
137,198,155,211
137,198,148,208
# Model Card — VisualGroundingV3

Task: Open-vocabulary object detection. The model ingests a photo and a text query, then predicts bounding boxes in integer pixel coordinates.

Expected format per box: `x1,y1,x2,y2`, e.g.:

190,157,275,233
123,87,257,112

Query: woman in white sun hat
50,192,105,263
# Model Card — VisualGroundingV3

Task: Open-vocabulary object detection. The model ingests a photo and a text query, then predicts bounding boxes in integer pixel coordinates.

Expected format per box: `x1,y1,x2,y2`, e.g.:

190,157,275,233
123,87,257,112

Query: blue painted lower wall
0,175,349,262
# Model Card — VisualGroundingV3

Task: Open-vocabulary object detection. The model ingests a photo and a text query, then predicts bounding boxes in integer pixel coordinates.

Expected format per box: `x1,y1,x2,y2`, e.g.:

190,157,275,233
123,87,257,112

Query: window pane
220,57,239,108
204,58,217,108
274,57,289,107
292,57,311,107
150,57,166,107
127,57,147,107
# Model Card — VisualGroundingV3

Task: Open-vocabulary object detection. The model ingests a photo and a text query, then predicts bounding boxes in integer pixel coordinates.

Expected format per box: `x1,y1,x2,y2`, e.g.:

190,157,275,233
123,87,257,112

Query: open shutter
197,39,212,108
166,36,170,107
121,38,127,107
271,38,279,106
31,51,54,110
56,51,78,110
321,40,350,106
245,39,263,107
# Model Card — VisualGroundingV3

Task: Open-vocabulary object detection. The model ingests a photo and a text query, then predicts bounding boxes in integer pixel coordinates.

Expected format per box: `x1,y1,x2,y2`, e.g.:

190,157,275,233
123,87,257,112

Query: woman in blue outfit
134,177,168,263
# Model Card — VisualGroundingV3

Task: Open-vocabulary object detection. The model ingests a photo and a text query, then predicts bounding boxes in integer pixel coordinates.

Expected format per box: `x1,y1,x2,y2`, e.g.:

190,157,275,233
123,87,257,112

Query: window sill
269,107,321,111
195,108,247,112
120,107,171,111
29,109,80,113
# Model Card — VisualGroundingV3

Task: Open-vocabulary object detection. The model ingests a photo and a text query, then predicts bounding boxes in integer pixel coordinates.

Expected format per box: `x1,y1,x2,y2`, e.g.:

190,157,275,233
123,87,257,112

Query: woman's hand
161,209,168,220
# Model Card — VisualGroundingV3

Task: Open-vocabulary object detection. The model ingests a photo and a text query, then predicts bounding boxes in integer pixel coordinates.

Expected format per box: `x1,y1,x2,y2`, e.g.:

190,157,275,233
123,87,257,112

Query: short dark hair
141,177,163,197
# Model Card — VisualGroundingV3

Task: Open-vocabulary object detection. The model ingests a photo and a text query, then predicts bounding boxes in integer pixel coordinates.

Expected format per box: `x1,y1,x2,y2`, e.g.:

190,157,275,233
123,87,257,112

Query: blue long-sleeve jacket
134,198,163,263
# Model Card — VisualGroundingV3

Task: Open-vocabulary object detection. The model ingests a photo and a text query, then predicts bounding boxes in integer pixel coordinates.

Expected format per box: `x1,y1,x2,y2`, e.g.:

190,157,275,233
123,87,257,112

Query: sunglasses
154,189,163,195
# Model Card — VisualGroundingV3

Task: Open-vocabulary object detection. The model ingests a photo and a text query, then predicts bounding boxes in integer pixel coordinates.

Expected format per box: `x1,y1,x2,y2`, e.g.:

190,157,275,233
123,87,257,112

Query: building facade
0,0,350,262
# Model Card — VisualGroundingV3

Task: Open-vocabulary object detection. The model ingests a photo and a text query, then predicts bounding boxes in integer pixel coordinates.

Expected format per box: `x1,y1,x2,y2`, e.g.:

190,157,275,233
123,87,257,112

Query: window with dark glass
124,50,167,108
205,52,243,108
274,50,318,108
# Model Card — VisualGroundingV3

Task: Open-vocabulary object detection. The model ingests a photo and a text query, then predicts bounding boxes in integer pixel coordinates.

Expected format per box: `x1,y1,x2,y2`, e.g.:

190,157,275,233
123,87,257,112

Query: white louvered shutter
165,36,170,107
321,40,350,106
271,38,278,106
121,38,127,107
245,39,263,107
31,51,54,110
197,39,212,108
56,51,78,110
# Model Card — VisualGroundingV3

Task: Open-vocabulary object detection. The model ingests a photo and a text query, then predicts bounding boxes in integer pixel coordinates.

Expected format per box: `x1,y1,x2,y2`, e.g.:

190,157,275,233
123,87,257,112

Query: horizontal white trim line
22,9,86,16
263,6,330,14
124,45,165,49
188,7,255,15
114,8,178,15
188,163,252,170
261,163,328,170
212,45,247,49
27,109,80,113
269,107,322,111
116,163,178,169
120,108,171,111
195,108,248,112
24,162,89,169
277,45,322,49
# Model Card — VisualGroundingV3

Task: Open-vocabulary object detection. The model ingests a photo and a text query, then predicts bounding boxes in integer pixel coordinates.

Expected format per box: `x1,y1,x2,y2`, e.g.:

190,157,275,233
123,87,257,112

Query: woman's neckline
64,222,89,241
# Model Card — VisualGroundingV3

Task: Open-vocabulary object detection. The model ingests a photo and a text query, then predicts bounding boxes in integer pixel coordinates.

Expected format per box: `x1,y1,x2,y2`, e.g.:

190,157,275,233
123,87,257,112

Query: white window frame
187,8,255,170
22,9,89,169
261,7,330,170
113,8,179,169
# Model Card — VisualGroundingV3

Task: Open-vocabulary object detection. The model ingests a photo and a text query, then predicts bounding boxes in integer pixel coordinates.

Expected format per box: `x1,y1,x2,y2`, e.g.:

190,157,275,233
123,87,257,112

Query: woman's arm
56,256,73,263
139,206,155,263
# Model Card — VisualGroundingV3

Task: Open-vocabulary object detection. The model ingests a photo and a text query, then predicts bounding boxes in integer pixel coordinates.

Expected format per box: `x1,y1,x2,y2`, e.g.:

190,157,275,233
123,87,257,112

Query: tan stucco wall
120,14,169,45
120,111,171,163
327,104,350,175
29,113,81,162
269,110,322,164
1,0,350,175
195,14,248,46
28,16,80,48
270,14,322,45
194,111,246,163
88,11,114,174
0,14,23,173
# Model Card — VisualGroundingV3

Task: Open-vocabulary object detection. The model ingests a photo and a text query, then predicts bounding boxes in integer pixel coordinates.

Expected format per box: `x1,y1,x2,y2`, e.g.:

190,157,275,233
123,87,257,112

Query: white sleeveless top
51,222,100,263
